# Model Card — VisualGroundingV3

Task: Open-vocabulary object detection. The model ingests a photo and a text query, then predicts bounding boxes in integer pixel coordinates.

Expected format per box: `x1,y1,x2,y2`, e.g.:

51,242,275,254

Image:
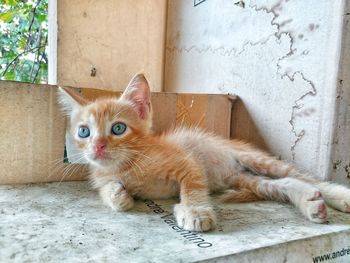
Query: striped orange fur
58,73,350,232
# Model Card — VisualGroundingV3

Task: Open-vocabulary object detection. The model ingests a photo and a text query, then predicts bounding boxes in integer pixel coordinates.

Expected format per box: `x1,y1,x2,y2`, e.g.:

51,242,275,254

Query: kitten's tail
231,140,316,182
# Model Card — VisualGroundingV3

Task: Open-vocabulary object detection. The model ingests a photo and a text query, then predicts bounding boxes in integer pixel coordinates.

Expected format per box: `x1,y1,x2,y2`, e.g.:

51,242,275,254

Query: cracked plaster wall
164,0,346,181
331,1,350,185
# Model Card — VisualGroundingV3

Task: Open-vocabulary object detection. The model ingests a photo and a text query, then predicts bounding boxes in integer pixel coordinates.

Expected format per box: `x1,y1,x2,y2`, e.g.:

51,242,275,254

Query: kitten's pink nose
94,138,107,159
94,139,107,157
95,143,106,152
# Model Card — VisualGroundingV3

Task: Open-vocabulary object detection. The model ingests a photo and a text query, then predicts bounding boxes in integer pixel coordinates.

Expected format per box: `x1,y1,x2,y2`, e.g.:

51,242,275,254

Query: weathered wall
57,0,167,91
165,0,346,181
331,1,350,185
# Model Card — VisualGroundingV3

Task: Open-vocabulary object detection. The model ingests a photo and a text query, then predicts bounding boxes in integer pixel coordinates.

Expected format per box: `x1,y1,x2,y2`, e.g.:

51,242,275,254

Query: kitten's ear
57,86,88,115
121,73,151,120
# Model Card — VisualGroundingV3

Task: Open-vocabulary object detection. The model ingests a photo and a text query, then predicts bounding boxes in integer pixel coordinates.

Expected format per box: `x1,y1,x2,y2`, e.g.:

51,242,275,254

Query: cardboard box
0,81,234,185
57,0,167,92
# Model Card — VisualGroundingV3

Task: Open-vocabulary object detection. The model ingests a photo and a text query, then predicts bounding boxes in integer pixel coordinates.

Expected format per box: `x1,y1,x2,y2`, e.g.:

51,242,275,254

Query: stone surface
1,182,350,262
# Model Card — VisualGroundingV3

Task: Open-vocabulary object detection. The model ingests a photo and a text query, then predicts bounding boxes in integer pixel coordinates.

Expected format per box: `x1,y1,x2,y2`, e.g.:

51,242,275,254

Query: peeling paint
237,35,276,55
333,160,342,170
166,34,277,57
285,72,317,160
250,1,318,161
345,164,350,179
249,1,290,37
234,1,245,9
166,45,238,56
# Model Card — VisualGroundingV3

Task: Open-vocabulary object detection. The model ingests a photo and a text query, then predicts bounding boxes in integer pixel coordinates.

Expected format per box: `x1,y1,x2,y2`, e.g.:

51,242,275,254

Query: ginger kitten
58,73,350,232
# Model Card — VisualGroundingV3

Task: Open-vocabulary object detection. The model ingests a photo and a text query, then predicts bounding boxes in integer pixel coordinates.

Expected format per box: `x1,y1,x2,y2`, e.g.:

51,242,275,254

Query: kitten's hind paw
324,198,350,213
100,182,134,212
317,183,350,213
174,204,216,232
334,201,350,213
300,191,327,223
308,200,328,223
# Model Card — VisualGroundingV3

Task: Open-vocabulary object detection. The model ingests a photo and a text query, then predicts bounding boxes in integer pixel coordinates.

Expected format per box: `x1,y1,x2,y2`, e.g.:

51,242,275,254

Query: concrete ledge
1,182,350,262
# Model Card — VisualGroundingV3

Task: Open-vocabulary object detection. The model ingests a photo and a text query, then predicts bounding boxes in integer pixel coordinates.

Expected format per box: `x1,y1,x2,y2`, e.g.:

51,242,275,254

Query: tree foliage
0,0,48,83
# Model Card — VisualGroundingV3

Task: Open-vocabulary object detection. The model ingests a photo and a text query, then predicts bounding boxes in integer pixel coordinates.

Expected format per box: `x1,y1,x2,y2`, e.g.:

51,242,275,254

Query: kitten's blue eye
78,126,90,138
111,122,127,135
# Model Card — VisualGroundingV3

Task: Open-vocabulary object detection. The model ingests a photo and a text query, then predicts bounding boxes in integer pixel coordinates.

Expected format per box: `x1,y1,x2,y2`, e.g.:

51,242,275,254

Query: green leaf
41,64,48,70
4,71,15,80
35,14,46,23
0,0,48,83
0,11,15,23
3,0,19,6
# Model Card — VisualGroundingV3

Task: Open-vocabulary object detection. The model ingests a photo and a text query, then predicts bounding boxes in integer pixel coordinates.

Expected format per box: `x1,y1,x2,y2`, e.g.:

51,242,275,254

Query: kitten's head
58,73,152,169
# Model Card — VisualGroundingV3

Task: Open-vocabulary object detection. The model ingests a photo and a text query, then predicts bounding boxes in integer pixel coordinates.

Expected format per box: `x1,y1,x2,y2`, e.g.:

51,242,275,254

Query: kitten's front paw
100,182,134,211
174,204,216,232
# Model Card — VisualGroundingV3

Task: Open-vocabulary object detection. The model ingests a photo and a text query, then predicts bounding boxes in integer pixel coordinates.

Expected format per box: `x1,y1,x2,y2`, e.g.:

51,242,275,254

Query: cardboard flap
0,81,234,184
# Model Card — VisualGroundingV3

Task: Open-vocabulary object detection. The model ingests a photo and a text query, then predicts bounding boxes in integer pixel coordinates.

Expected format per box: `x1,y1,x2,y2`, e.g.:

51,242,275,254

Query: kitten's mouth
93,152,111,161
